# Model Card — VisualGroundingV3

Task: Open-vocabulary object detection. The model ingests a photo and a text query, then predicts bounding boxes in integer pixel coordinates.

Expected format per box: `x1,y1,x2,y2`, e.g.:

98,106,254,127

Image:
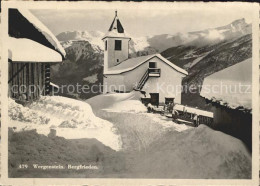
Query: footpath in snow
88,91,190,131
8,96,122,151
87,91,252,178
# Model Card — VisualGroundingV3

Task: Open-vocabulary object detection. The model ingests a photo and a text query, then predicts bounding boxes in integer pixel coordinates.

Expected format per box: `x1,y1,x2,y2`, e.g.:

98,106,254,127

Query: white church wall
142,57,185,104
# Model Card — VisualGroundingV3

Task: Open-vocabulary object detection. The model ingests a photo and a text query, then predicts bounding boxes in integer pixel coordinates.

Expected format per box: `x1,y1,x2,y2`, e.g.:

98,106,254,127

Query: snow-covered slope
8,96,122,151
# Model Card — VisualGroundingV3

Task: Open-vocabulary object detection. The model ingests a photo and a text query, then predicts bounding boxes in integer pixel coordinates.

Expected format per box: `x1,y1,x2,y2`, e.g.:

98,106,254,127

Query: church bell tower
102,11,131,73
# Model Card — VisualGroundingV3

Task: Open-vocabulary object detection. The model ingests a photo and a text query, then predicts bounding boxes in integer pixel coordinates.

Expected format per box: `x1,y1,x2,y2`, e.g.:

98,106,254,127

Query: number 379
18,164,28,169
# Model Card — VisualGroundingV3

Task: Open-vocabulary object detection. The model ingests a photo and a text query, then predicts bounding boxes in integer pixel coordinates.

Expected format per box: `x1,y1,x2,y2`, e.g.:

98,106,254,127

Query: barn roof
102,11,131,40
8,37,63,63
8,9,66,58
200,58,252,110
105,54,188,75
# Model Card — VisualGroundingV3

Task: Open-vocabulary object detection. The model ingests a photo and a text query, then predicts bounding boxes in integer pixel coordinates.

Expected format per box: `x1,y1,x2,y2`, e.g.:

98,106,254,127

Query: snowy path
87,92,190,151
87,92,252,178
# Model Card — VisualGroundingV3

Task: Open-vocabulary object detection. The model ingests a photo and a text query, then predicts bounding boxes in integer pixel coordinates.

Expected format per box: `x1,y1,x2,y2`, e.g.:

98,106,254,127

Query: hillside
51,40,104,99
162,34,252,88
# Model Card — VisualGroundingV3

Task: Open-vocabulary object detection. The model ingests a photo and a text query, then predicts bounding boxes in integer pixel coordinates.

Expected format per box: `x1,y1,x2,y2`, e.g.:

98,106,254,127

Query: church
102,11,188,104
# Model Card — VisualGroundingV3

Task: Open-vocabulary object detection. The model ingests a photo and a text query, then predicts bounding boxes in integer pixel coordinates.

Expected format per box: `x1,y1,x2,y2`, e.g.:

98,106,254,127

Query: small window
105,40,107,51
115,40,122,51
149,62,157,68
117,59,119,63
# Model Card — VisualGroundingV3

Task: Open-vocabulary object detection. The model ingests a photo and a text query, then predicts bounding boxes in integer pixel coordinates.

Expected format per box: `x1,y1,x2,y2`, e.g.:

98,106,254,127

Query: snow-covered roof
105,54,188,75
9,9,66,58
200,58,252,110
174,104,214,118
8,37,63,62
102,11,131,40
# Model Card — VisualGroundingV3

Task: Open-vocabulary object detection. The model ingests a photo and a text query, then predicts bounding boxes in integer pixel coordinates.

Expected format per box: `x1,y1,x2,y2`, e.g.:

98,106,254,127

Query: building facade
103,11,188,104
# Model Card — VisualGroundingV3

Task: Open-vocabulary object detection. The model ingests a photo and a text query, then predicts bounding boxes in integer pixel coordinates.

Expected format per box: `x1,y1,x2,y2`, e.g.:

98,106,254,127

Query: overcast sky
31,8,253,37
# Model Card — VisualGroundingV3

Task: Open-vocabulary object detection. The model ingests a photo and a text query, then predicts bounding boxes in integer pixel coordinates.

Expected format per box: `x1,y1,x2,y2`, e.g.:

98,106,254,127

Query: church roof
105,54,188,75
102,11,131,40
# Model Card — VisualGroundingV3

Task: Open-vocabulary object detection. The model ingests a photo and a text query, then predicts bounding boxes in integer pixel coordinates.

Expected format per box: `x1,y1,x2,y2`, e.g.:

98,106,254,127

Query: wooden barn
200,58,252,150
8,9,66,102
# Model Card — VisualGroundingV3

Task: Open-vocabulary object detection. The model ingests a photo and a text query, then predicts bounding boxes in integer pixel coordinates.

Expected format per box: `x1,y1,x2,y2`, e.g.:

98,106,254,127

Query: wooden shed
8,8,66,102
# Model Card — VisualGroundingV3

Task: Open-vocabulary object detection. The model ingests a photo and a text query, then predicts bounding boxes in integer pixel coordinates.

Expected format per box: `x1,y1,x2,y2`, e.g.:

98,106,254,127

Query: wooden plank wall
8,62,49,101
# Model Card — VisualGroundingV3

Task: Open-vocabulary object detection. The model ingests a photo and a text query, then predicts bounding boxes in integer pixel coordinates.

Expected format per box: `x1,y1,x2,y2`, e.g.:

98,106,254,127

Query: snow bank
87,91,143,111
133,124,251,178
104,100,147,113
8,96,122,151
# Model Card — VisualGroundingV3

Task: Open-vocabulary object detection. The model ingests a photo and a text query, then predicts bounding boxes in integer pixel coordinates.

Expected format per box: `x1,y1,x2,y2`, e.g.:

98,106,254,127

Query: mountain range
51,18,252,102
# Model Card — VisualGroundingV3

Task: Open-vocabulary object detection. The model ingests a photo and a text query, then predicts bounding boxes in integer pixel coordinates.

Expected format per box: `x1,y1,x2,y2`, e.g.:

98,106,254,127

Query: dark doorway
150,93,159,107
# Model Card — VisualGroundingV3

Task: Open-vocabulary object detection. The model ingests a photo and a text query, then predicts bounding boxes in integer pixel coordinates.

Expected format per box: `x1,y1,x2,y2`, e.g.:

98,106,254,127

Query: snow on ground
87,91,142,111
87,92,251,178
8,96,122,151
89,91,190,132
103,97,190,132
132,124,251,178
103,99,147,113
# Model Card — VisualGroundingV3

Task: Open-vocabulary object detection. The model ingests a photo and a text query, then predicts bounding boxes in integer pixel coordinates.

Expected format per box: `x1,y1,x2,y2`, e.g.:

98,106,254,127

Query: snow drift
132,124,251,179
8,96,122,151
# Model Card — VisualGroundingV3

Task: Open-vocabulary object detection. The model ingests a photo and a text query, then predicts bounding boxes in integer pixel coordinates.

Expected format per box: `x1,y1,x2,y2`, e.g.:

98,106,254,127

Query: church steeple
103,11,130,40
108,11,124,34
102,11,131,72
